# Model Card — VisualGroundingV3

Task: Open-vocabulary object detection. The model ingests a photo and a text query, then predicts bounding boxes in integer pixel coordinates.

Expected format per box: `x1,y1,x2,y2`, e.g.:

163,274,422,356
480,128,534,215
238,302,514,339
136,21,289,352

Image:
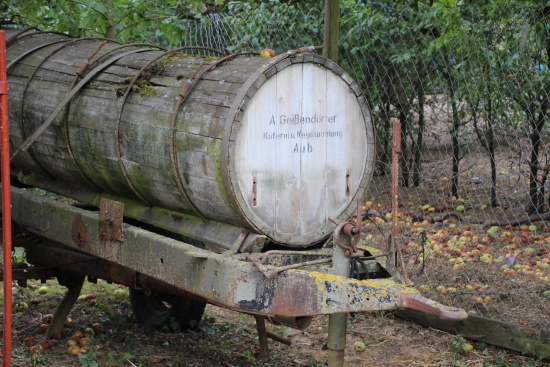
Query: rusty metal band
15,38,110,184
86,43,167,70
62,40,114,192
167,62,208,218
75,41,108,77
5,30,73,49
8,37,74,174
390,118,408,284
12,48,150,159
168,50,251,221
5,26,37,47
7,38,72,72
60,42,162,189
7,30,123,50
113,49,184,205
111,46,224,209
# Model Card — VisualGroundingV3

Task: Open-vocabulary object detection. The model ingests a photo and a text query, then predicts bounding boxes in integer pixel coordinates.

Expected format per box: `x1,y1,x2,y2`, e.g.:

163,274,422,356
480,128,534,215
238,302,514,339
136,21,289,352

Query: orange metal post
0,29,13,367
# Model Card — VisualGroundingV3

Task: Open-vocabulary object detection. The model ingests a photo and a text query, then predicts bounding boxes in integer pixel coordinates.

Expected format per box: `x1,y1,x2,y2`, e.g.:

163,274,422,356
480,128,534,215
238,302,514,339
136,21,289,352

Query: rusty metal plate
99,198,124,242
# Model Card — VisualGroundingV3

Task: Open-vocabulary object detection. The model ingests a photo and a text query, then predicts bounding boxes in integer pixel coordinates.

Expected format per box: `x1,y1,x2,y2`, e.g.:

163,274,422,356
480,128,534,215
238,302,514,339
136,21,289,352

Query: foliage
222,0,323,53
332,1,549,207
1,0,224,46
78,352,99,367
105,352,133,367
448,334,476,366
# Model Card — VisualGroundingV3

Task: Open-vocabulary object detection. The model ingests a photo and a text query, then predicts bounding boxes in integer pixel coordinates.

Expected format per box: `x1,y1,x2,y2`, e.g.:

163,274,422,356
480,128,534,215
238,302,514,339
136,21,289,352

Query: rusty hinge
99,198,125,242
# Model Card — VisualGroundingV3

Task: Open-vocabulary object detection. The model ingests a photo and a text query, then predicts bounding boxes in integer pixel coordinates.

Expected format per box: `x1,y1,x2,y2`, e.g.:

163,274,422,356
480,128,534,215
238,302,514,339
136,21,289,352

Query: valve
329,198,362,256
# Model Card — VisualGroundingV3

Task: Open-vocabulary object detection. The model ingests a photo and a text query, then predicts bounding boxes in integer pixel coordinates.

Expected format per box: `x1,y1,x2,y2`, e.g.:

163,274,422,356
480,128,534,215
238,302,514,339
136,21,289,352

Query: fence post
323,0,340,62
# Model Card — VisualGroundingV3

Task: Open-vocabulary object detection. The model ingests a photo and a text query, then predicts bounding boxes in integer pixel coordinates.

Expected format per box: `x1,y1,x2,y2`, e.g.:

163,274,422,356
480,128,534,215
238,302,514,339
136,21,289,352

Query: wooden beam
397,310,550,359
47,275,85,338
323,0,340,62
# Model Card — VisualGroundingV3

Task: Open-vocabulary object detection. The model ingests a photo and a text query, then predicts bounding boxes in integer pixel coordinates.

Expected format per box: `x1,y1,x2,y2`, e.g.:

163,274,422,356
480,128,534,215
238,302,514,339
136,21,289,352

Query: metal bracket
222,229,247,255
99,198,124,242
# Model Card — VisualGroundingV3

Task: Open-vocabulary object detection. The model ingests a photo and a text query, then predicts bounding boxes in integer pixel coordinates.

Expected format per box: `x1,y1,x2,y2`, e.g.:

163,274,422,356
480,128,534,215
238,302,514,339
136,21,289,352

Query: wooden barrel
5,30,374,246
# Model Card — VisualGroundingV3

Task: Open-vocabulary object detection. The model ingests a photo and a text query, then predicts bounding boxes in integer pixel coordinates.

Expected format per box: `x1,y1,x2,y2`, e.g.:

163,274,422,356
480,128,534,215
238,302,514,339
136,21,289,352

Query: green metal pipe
327,236,350,367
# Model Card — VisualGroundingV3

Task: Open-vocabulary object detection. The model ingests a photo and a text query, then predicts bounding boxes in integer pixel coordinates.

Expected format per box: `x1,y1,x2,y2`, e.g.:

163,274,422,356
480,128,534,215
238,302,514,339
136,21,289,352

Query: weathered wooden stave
5,30,374,246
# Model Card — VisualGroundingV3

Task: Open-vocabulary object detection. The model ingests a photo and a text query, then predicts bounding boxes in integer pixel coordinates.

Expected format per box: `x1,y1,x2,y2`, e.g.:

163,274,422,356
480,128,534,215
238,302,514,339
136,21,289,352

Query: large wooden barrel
5,29,374,246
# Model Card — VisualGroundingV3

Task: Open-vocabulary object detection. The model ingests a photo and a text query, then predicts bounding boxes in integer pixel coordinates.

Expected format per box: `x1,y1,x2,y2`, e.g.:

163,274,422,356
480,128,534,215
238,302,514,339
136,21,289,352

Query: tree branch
116,16,170,36
70,1,109,22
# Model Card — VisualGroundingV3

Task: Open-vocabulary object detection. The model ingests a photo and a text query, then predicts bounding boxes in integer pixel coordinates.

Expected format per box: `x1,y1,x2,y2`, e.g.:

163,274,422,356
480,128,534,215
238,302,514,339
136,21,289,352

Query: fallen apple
36,286,49,295
15,302,28,313
354,341,366,352
68,345,81,356
28,345,44,355
462,343,474,353
71,331,84,343
77,295,88,302
40,339,52,350
419,284,430,292
113,289,127,298
42,314,53,324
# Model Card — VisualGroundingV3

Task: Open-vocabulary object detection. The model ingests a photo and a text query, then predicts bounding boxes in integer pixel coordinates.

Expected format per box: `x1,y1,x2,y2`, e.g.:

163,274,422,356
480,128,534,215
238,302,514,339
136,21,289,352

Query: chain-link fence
174,1,550,331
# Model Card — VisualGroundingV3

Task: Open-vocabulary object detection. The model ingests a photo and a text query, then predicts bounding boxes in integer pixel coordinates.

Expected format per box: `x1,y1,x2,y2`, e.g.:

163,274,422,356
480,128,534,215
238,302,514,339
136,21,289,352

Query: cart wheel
129,289,206,330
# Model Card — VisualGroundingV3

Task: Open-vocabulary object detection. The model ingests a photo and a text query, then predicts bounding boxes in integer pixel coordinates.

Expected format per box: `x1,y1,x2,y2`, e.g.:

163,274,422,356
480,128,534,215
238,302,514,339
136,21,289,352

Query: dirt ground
0,279,546,367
